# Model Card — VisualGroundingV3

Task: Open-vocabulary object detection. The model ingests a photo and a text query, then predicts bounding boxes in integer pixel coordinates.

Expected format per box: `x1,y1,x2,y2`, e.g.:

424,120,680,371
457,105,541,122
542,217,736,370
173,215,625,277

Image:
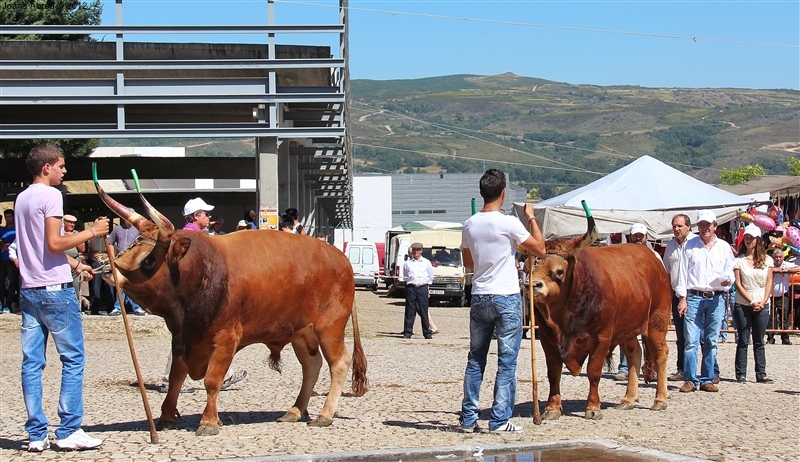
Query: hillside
98,73,799,199
350,73,799,198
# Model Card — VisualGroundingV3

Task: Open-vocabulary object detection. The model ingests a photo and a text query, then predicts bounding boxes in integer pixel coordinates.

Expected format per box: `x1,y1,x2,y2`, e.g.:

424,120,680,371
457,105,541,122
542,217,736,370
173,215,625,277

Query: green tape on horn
92,162,99,183
581,200,593,218
131,169,141,193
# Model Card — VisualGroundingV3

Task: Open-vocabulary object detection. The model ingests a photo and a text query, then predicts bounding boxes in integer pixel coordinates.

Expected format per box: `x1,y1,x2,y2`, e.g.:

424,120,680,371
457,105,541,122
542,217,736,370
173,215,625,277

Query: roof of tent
517,156,758,240
539,155,752,210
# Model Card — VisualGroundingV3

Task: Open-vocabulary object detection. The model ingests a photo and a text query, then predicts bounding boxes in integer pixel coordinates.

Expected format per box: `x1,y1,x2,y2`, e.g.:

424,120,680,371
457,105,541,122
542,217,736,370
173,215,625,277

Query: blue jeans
683,293,724,387
460,293,522,431
113,290,142,312
20,286,86,441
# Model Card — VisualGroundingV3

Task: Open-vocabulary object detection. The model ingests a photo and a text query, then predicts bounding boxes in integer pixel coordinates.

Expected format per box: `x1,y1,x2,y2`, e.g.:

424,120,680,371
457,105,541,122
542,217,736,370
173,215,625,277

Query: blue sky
99,1,799,89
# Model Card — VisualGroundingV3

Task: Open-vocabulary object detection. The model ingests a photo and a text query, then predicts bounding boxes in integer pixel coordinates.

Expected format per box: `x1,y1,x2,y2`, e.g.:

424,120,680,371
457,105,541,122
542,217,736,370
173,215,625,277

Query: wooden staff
103,237,159,444
528,254,542,425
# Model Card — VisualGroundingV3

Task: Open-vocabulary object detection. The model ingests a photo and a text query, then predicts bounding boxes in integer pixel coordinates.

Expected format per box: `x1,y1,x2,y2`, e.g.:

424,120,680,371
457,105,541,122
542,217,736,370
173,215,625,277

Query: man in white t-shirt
458,169,546,435
16,143,109,451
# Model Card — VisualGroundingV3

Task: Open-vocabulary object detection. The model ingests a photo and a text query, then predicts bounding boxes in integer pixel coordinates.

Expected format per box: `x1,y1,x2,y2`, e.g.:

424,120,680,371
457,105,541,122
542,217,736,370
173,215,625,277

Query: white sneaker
221,370,248,390
490,421,523,434
28,439,50,452
54,429,102,450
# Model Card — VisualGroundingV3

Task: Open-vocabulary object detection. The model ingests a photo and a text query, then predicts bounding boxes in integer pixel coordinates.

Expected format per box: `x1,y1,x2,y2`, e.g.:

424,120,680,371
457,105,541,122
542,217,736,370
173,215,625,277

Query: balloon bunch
741,206,800,256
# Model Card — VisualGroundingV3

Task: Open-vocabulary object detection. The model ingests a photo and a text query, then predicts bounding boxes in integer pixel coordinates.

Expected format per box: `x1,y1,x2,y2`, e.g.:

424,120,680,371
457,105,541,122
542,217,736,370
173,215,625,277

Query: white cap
183,197,215,216
236,220,248,228
696,210,716,224
63,214,77,222
744,223,762,238
629,223,647,236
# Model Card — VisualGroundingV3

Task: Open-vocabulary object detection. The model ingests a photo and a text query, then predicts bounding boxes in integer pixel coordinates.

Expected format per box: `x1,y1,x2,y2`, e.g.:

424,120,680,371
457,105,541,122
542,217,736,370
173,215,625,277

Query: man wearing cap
183,197,214,232
615,222,661,381
159,198,247,393
107,213,145,316
235,220,249,231
675,210,735,393
208,216,226,235
662,214,697,382
402,242,435,339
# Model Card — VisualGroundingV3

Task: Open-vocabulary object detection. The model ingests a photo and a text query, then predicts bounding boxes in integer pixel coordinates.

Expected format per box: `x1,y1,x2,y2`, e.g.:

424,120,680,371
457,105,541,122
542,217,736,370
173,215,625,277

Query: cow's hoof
542,409,561,420
307,416,333,427
277,411,302,423
195,425,220,436
650,400,668,411
156,419,177,431
584,409,603,420
615,400,635,410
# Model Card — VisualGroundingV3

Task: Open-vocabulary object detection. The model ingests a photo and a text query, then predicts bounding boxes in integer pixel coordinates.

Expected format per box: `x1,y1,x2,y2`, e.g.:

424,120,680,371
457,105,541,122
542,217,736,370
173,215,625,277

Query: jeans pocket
42,297,71,333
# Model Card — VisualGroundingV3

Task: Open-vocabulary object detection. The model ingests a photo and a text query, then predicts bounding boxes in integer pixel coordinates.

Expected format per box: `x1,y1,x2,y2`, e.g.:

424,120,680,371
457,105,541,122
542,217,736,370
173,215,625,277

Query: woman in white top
732,224,775,383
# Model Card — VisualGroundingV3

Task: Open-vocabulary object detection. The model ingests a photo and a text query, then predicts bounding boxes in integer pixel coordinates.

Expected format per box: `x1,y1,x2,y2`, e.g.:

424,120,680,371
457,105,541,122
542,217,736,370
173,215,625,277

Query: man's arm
520,203,546,257
45,216,109,254
462,247,473,270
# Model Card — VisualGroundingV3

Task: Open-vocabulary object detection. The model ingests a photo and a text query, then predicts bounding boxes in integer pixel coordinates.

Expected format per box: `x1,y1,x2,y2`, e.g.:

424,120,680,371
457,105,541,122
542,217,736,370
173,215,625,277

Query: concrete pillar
257,137,278,228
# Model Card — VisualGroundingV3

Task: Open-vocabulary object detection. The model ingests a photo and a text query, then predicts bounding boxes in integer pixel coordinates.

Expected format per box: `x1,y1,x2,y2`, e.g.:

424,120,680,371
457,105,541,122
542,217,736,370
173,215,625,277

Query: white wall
334,175,392,249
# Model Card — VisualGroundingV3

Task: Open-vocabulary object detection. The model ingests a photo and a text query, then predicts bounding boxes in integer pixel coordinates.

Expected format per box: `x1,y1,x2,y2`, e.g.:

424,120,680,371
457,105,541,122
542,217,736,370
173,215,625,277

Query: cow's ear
168,237,191,263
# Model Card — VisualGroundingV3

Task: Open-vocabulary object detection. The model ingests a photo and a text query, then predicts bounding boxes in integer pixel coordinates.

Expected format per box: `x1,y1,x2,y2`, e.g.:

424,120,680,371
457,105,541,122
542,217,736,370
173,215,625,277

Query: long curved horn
131,169,175,233
92,163,150,230
574,200,598,252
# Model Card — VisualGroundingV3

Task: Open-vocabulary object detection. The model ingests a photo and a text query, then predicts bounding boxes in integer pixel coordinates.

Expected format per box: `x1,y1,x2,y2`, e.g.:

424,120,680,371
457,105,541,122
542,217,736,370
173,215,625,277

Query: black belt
408,284,428,288
687,289,724,298
27,283,71,291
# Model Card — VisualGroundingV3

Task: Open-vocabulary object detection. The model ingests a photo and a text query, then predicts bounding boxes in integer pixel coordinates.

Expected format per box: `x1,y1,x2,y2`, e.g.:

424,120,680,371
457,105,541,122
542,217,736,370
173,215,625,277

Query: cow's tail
641,335,656,383
349,299,369,397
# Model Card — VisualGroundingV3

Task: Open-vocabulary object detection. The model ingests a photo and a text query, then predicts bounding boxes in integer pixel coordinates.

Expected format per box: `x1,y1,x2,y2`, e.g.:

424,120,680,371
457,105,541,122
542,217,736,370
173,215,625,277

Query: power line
277,0,799,49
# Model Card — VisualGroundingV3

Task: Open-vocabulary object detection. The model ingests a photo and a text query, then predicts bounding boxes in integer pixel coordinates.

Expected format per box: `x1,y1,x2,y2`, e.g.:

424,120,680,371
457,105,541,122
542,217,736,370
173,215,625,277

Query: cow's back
193,230,355,343
570,244,670,340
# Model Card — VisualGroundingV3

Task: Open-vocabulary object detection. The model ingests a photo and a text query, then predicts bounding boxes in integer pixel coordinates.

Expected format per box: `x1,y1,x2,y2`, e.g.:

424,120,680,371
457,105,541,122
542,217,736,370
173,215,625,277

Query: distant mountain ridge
98,73,799,199
349,73,798,198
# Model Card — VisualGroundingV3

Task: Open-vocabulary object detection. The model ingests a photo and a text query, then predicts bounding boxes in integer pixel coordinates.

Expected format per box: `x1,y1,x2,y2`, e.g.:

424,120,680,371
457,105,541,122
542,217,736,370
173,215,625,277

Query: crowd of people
618,212,799,392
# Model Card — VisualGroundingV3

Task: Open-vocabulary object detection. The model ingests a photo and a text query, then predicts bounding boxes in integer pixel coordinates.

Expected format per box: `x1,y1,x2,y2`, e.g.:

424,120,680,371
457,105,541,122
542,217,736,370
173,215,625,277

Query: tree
0,1,103,158
790,157,800,176
0,0,102,41
719,164,765,185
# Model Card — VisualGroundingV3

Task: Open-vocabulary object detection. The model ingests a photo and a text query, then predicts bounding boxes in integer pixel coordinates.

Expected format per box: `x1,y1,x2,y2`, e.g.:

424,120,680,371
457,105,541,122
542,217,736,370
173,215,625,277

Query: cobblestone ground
1,289,798,461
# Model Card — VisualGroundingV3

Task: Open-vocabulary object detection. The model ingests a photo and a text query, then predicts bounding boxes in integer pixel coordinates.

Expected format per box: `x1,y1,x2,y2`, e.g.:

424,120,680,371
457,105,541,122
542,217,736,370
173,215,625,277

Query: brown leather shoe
679,381,696,393
700,383,719,392
668,371,684,381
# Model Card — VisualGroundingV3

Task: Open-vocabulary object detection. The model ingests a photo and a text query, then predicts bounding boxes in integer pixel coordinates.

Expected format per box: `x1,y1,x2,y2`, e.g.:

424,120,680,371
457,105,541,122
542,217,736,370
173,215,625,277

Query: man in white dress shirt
675,210,735,393
402,242,435,339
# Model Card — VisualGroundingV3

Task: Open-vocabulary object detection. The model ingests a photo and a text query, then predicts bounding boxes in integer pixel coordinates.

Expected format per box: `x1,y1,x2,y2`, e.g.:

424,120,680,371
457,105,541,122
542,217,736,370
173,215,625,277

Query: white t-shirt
15,183,71,288
462,211,530,296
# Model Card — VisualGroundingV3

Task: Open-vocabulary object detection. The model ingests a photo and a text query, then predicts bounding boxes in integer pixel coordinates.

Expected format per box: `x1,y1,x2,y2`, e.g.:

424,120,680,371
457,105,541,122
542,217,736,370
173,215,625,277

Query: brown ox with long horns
527,213,670,420
96,185,367,435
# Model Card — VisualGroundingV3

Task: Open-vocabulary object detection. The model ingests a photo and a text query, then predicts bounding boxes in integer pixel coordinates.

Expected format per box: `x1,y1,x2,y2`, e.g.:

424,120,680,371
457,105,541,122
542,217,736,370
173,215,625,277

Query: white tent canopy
517,155,758,240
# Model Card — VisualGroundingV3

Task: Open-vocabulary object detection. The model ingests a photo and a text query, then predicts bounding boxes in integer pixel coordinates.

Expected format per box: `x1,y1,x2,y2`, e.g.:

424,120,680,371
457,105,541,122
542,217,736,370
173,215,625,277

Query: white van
344,241,380,290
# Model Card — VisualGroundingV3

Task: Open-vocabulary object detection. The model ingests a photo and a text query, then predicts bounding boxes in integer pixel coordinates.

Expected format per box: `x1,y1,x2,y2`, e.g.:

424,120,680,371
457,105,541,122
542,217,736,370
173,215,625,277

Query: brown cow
528,213,670,420
96,185,367,435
